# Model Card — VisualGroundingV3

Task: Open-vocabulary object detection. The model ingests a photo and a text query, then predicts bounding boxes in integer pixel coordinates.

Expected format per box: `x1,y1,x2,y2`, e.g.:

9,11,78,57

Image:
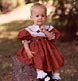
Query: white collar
25,24,54,37
29,24,40,32
25,24,54,31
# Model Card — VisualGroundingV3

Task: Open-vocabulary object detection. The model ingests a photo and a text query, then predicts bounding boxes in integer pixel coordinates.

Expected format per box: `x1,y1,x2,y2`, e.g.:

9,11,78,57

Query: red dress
16,25,64,72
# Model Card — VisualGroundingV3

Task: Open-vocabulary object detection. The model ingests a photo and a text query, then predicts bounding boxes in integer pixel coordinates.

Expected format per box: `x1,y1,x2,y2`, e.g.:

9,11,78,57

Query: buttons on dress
37,30,40,33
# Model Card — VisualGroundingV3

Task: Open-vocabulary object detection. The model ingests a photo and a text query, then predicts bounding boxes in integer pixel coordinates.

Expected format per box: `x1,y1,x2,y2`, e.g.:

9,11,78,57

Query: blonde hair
31,3,47,15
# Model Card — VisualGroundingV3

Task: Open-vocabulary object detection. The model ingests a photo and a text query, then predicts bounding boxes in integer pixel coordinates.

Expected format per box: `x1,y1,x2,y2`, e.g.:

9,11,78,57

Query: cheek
43,17,46,21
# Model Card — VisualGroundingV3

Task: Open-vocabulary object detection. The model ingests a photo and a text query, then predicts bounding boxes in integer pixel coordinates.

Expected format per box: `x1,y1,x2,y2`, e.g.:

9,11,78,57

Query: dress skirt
16,29,64,72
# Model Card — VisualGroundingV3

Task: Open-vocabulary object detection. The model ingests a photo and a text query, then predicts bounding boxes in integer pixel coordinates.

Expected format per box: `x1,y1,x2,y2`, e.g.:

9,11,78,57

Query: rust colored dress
16,25,64,72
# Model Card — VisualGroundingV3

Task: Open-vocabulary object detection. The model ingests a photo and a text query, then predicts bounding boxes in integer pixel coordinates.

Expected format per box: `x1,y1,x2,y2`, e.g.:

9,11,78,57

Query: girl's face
30,7,47,27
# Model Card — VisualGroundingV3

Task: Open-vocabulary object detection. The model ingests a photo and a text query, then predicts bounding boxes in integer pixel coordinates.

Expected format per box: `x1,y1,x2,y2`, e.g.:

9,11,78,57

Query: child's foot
37,78,44,81
37,75,51,81
52,73,61,81
52,79,59,81
37,70,51,81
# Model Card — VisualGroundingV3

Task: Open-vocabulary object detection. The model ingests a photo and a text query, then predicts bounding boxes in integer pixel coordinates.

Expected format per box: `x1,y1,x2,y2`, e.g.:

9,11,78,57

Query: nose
38,16,42,20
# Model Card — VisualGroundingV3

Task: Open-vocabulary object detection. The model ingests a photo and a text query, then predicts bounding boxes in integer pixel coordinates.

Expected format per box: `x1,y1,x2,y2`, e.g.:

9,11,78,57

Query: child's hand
26,51,35,59
40,25,46,32
23,40,35,59
51,32,55,39
40,25,55,40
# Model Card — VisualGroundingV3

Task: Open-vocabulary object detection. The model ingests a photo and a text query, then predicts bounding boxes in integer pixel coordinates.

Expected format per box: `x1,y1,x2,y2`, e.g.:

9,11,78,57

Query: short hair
30,3,47,15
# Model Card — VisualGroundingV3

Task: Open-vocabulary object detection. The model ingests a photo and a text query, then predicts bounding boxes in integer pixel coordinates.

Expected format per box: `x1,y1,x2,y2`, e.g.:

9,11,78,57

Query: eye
36,15,39,17
41,15,45,17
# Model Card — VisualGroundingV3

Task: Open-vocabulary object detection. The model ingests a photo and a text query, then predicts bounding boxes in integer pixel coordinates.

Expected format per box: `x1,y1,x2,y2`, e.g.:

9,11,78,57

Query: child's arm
40,26,55,40
44,30,55,40
23,40,34,59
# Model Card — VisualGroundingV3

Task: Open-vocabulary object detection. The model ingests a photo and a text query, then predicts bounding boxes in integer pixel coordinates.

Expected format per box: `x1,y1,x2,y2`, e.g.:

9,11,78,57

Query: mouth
38,21,42,23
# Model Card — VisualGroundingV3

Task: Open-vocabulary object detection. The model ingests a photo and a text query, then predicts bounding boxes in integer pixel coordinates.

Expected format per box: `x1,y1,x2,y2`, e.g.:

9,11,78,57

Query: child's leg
36,69,52,81
52,70,61,81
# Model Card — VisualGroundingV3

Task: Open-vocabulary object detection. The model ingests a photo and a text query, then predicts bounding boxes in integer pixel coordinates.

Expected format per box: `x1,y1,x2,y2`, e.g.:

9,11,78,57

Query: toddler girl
16,3,64,81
